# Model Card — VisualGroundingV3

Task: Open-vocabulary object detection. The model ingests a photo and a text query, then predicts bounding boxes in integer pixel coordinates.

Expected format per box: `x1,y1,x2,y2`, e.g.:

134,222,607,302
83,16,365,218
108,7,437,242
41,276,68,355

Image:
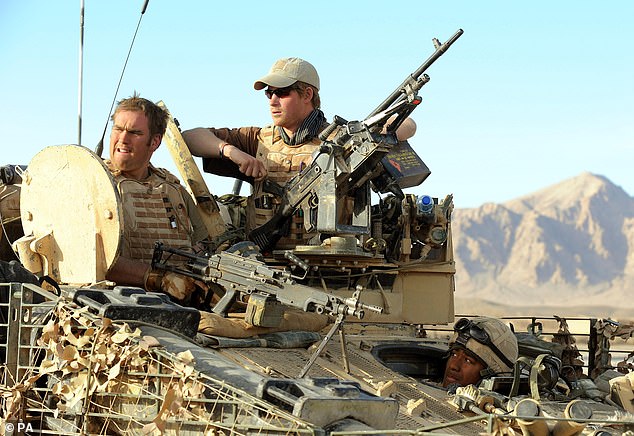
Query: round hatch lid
20,145,123,284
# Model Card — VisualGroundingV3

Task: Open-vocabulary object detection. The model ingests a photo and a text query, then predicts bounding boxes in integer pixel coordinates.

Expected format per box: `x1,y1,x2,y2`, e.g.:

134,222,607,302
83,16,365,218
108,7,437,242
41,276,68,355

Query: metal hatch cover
19,144,123,284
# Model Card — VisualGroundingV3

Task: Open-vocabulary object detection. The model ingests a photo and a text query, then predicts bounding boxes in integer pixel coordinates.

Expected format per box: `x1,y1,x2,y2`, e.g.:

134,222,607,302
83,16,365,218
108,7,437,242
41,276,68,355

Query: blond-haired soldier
183,58,326,250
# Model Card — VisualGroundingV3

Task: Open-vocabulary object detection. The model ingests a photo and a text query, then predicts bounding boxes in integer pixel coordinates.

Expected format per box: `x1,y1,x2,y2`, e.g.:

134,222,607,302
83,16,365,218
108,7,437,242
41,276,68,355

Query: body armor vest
247,126,322,249
108,163,194,264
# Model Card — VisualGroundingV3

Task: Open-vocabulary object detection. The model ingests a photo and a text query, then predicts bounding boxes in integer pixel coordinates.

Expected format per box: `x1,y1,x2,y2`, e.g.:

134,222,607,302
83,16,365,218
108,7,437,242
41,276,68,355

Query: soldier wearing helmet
442,317,518,388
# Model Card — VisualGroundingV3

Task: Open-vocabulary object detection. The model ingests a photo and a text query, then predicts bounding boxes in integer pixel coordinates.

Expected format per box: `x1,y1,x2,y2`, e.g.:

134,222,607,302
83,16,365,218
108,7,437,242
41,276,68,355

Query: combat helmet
449,317,518,376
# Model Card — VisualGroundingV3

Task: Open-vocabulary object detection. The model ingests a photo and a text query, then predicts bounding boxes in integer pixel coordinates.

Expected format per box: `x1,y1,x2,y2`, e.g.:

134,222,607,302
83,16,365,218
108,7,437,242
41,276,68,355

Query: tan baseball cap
254,57,320,91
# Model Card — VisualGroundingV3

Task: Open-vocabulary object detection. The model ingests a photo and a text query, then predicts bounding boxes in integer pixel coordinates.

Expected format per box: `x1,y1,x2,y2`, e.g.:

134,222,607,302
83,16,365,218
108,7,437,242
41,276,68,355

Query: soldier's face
109,110,160,180
442,347,485,388
267,85,313,135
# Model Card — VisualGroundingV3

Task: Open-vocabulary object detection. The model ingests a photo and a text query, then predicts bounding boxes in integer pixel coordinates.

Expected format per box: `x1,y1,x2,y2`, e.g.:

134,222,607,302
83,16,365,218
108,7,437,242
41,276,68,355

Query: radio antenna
94,0,151,157
77,0,85,145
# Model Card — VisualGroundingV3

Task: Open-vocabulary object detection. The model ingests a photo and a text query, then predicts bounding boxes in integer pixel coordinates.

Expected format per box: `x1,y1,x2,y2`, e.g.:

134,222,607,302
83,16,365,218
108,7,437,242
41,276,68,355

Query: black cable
95,1,151,156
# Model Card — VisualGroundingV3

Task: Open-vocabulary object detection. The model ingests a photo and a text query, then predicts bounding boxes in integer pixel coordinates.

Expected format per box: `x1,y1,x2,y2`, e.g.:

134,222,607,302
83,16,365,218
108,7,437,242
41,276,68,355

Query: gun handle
211,287,238,317
261,179,284,197
248,213,292,252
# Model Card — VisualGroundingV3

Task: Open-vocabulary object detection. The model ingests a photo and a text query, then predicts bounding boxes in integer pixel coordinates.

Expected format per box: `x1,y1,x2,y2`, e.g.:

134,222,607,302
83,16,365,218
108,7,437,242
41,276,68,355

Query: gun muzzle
339,298,383,320
359,302,384,315
514,398,549,436
551,400,592,436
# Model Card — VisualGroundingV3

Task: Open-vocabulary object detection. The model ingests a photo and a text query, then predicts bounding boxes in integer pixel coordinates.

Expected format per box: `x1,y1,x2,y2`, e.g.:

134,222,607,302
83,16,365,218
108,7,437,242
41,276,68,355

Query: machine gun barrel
368,29,463,119
151,243,382,325
248,30,463,252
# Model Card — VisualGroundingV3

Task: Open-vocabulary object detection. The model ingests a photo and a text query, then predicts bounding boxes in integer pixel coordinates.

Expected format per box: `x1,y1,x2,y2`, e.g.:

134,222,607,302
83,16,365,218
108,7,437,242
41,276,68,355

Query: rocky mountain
451,172,634,313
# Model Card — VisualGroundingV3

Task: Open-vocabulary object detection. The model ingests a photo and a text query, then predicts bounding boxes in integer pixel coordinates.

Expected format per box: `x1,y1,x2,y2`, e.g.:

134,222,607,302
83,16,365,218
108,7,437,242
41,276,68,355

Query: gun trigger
301,202,315,233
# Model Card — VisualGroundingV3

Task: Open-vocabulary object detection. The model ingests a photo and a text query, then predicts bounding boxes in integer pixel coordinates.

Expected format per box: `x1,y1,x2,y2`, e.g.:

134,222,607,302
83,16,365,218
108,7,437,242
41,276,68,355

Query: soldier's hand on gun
381,116,417,141
159,272,203,300
146,269,210,306
227,147,268,181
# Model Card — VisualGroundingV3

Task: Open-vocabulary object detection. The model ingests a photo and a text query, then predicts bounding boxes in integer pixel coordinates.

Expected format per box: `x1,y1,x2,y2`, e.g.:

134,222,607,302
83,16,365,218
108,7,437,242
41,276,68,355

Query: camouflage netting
551,315,585,380
594,319,634,377
1,300,315,435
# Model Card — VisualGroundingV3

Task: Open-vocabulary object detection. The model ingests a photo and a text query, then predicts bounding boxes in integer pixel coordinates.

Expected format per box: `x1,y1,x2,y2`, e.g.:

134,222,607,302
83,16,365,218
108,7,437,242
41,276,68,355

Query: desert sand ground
454,297,631,321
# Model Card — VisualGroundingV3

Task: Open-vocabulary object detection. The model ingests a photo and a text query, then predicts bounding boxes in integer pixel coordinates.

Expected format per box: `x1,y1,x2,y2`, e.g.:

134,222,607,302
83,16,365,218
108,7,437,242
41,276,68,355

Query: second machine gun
249,29,464,252
152,242,384,376
151,242,382,327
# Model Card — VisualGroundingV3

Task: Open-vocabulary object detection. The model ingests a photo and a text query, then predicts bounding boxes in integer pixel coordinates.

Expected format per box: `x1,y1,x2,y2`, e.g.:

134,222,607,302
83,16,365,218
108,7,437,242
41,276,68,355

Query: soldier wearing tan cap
184,57,329,249
184,57,416,250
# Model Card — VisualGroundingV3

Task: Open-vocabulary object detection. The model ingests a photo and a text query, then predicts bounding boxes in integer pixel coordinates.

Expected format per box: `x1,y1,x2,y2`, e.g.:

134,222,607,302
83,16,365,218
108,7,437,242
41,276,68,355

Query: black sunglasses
453,318,514,370
264,86,296,99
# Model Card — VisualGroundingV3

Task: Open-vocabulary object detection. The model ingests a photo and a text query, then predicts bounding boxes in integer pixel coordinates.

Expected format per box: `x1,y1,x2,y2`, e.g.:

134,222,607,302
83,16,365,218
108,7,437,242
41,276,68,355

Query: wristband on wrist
219,142,230,160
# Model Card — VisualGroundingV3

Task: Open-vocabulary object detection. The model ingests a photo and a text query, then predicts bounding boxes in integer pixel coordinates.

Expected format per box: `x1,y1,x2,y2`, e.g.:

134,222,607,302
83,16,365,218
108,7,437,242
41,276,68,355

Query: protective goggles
453,318,514,369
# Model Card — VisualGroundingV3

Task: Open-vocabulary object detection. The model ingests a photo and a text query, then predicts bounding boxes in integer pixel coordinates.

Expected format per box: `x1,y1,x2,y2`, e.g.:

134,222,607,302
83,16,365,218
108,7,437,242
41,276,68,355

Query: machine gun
249,29,463,252
151,242,382,327
152,242,383,376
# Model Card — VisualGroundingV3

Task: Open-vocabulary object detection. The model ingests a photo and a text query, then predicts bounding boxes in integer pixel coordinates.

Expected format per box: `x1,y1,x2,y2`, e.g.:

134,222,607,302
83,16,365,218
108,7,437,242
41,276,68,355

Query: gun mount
249,29,463,254
3,27,634,435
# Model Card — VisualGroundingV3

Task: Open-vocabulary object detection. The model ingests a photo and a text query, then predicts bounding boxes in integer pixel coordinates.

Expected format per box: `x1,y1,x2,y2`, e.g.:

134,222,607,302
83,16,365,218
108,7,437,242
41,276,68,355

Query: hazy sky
1,1,632,208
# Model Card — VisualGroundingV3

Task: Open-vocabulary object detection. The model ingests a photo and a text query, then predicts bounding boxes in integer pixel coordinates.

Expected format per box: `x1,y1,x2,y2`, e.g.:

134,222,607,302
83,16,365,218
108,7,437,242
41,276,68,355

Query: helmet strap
479,367,496,378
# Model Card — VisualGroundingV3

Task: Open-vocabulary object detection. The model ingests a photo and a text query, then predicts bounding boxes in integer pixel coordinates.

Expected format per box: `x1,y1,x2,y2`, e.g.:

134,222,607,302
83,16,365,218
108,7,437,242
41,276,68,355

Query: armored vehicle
2,28,634,435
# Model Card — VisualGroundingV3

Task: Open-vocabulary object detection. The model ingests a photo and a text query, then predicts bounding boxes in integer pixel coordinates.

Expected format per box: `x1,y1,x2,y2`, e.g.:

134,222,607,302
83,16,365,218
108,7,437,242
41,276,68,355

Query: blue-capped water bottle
416,195,434,216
